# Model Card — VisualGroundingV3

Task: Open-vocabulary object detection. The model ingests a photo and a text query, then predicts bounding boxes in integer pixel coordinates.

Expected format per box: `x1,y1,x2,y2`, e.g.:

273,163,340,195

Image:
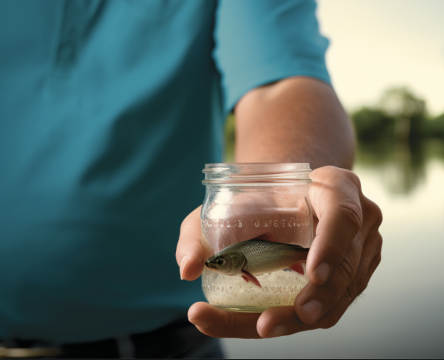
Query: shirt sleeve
213,0,331,113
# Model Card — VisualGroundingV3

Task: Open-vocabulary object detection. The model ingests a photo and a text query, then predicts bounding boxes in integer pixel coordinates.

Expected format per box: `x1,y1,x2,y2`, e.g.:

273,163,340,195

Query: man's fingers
175,206,204,281
258,279,363,337
314,237,382,330
256,306,313,338
295,223,382,326
188,302,261,339
354,229,383,292
296,227,382,327
295,234,363,325
307,167,363,285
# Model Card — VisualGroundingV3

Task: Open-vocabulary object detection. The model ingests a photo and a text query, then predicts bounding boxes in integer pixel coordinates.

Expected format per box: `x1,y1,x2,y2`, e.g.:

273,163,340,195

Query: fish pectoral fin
288,263,304,275
241,270,261,287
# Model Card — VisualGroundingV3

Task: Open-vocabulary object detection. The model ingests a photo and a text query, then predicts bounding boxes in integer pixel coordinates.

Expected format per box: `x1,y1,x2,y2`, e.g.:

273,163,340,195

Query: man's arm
176,76,382,339
234,76,355,169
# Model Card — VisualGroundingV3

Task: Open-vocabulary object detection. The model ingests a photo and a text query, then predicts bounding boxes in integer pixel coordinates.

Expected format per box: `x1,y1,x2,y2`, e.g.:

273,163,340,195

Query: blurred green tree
379,86,427,143
352,107,395,141
424,112,444,139
224,114,236,162
351,86,432,195
352,86,429,144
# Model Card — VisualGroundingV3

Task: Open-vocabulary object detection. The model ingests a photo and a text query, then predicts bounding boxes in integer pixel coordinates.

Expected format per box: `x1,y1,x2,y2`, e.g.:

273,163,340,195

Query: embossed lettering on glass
201,163,313,313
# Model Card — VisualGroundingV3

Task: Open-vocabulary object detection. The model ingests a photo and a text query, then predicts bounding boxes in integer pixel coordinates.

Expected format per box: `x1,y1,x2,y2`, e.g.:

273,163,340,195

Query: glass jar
201,163,313,313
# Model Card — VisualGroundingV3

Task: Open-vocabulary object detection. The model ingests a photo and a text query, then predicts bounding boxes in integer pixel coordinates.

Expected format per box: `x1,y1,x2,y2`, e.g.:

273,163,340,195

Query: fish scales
217,239,308,276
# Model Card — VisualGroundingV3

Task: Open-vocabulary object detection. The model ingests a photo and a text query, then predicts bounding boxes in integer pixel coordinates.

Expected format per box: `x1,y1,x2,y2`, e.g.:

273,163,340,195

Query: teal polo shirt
0,0,330,344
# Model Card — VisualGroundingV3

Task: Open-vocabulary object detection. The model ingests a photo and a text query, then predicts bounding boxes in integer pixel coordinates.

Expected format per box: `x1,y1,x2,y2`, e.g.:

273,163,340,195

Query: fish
204,233,309,287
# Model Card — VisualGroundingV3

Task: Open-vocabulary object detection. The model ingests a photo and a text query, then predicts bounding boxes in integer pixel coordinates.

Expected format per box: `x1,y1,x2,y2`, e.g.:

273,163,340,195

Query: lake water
221,140,444,358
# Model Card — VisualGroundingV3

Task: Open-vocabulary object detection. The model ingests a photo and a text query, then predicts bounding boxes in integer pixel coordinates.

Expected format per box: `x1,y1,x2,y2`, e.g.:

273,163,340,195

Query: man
0,0,382,357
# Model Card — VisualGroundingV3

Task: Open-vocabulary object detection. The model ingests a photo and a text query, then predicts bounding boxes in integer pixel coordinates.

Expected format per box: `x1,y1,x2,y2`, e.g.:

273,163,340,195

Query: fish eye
216,258,225,266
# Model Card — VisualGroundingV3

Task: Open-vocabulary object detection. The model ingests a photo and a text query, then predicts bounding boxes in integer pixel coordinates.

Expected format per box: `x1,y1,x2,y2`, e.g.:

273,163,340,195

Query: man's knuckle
375,232,383,251
322,276,347,304
367,231,383,254
376,252,382,266
344,282,359,302
313,165,336,178
364,198,383,228
371,253,382,274
326,261,356,302
344,170,362,190
340,257,355,283
374,205,383,227
338,202,363,232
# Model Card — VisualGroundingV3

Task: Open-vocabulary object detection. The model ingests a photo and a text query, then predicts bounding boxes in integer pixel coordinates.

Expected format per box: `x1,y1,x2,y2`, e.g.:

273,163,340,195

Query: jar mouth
202,163,312,185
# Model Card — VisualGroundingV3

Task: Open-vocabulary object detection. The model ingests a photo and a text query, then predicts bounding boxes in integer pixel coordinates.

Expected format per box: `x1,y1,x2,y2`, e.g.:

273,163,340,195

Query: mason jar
201,163,313,313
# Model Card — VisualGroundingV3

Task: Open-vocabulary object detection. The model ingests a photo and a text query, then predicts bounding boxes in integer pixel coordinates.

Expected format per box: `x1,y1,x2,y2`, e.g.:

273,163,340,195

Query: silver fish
205,233,309,287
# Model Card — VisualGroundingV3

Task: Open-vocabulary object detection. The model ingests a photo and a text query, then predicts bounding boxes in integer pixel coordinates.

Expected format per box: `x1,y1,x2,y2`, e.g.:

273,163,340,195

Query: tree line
352,87,444,144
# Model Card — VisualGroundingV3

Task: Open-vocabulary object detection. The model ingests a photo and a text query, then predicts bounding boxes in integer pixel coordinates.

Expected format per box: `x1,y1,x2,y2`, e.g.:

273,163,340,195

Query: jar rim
202,163,312,185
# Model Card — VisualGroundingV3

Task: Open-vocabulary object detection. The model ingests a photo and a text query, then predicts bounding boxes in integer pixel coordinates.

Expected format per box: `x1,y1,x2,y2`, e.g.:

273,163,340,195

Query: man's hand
175,166,382,338
176,77,381,338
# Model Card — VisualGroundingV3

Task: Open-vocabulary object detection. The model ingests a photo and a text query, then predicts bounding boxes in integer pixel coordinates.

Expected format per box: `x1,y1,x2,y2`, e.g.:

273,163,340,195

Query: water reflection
356,139,444,195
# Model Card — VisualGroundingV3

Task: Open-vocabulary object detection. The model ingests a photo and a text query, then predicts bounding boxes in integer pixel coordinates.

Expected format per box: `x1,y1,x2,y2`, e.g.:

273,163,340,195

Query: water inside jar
201,263,309,313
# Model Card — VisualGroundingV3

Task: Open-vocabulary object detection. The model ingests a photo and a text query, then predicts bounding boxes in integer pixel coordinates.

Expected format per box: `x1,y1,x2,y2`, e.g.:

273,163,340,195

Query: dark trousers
0,317,224,359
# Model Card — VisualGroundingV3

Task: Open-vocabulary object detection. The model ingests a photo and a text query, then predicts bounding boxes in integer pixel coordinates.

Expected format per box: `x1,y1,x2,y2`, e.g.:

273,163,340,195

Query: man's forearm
234,77,355,170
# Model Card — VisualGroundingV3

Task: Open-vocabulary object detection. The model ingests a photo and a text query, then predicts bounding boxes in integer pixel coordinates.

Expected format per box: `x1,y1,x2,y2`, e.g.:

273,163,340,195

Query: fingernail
180,257,189,280
314,262,331,284
189,318,209,330
268,324,286,338
301,299,324,323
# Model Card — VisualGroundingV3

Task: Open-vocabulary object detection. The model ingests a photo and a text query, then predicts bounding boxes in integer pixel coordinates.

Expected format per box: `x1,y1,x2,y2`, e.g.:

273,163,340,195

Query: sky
317,0,444,116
